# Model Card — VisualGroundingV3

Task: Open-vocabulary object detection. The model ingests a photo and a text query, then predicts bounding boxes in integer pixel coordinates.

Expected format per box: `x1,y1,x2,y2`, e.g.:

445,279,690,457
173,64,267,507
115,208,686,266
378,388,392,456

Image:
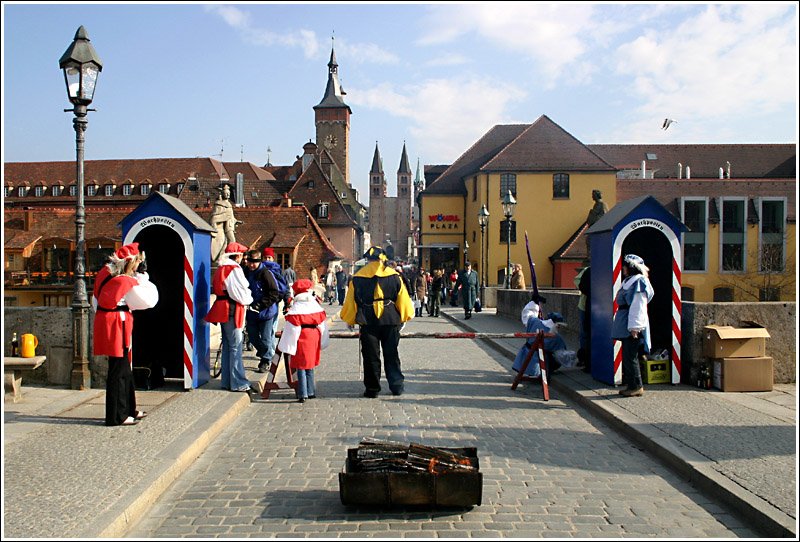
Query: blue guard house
119,192,215,390
586,195,687,386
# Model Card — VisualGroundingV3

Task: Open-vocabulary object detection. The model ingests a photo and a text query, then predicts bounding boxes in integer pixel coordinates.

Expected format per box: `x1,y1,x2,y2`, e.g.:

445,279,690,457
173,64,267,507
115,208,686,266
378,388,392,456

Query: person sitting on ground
513,311,567,379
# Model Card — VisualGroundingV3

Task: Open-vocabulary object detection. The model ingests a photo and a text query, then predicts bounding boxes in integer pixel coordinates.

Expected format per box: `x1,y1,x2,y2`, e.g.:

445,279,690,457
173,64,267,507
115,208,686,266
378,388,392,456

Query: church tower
314,41,352,184
397,143,413,259
368,142,386,250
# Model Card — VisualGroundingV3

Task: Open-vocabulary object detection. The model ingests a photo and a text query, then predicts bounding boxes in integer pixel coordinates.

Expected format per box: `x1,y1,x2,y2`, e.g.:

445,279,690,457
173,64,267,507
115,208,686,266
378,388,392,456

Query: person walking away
429,269,443,317
457,261,479,319
413,267,428,317
205,242,254,393
282,261,297,289
341,246,414,398
611,254,654,397
335,265,348,305
325,268,336,305
93,242,159,426
510,263,526,289
243,250,281,374
277,279,330,403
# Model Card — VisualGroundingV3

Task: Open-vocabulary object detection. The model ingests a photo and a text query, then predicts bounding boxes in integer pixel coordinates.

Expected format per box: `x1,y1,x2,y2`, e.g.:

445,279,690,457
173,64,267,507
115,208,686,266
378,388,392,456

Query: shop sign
428,214,460,230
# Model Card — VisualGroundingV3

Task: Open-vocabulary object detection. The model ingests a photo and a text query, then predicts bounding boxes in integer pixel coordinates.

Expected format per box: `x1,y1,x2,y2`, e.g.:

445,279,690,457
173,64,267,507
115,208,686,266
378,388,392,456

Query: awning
416,243,460,249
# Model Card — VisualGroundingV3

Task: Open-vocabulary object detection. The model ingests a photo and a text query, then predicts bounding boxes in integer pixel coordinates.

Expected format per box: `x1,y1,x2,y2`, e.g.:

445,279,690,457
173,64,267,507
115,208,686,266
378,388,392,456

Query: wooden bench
4,356,46,403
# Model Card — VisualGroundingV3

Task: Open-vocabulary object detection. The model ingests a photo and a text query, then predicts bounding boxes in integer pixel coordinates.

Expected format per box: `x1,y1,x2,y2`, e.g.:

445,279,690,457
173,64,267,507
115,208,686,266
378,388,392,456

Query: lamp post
60,26,102,390
463,239,469,269
478,204,489,304
501,190,516,289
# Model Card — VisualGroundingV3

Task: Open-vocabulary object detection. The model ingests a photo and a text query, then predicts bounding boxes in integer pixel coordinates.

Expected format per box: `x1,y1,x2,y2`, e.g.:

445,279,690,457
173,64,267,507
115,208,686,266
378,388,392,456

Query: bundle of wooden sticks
353,438,478,475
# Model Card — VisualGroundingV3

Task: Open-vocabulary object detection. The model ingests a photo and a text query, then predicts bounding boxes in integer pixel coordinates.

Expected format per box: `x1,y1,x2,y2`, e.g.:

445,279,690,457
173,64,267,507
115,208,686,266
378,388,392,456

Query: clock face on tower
324,134,338,150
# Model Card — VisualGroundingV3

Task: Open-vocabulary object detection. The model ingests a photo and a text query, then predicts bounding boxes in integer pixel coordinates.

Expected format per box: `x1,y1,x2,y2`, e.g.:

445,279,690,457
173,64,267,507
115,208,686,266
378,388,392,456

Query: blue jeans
246,316,276,364
296,368,316,399
220,319,250,391
269,314,279,359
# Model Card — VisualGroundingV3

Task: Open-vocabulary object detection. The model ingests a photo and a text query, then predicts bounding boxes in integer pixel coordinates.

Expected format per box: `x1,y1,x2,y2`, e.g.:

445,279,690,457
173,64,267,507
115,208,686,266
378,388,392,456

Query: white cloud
335,39,400,65
417,4,608,84
612,4,798,142
205,6,396,64
205,5,319,58
349,77,526,161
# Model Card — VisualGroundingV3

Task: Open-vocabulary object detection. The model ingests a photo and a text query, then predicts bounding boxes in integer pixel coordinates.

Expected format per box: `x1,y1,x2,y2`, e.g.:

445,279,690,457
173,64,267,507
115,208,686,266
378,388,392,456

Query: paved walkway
1,306,796,538
436,306,796,538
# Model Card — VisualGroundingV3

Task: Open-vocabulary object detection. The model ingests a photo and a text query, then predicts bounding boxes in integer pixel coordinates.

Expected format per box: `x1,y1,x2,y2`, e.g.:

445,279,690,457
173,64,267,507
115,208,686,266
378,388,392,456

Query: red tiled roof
424,124,528,194
225,206,343,259
4,207,133,242
589,144,795,179
482,115,615,173
4,157,228,185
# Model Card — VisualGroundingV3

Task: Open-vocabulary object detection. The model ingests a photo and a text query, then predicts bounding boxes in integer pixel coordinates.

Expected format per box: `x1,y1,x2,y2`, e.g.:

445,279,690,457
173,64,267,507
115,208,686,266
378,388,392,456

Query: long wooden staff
524,230,548,384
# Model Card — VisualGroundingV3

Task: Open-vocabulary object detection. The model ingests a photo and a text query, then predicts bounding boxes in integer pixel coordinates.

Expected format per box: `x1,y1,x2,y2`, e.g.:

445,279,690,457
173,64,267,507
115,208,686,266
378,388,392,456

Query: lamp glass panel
80,64,99,101
65,65,81,98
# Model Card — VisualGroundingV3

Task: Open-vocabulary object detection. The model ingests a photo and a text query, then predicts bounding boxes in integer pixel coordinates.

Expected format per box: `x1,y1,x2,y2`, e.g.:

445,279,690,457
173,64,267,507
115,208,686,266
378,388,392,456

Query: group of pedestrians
93,234,654,423
323,265,349,306
206,243,325,402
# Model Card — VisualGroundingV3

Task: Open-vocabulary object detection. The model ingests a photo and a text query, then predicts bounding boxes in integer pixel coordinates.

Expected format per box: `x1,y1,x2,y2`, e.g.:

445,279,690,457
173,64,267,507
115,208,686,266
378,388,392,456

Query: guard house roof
586,195,687,235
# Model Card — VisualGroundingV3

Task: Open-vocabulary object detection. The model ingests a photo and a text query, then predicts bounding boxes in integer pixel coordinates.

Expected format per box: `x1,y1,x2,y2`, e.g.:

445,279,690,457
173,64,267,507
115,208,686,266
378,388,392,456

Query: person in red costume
276,279,329,403
205,242,254,393
92,242,159,426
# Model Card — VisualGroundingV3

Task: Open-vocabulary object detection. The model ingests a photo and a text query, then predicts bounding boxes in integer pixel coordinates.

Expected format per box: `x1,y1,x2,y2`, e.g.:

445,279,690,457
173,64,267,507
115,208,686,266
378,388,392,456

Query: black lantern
60,26,102,390
501,190,516,288
477,204,489,302
59,26,103,107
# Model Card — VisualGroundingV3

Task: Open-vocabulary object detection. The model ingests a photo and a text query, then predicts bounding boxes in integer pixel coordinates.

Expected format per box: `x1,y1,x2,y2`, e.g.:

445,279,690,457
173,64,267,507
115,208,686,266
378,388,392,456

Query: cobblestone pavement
127,308,758,538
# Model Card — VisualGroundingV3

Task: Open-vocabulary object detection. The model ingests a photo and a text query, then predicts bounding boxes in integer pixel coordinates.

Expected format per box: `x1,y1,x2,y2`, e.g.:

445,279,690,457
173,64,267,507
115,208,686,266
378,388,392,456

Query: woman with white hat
611,254,654,397
92,242,159,426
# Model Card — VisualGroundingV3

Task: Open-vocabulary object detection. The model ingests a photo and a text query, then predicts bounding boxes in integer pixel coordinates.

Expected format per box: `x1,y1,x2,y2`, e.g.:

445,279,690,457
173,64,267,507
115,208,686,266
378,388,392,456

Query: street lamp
60,26,103,390
501,190,516,289
477,204,489,304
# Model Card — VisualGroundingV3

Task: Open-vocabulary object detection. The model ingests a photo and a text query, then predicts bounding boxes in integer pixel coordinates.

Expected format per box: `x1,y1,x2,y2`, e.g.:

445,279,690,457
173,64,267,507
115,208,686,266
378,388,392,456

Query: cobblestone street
127,309,757,538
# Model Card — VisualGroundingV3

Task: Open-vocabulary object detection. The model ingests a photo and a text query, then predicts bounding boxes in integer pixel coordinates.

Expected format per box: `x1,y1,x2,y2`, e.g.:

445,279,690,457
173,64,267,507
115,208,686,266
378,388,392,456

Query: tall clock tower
314,43,352,185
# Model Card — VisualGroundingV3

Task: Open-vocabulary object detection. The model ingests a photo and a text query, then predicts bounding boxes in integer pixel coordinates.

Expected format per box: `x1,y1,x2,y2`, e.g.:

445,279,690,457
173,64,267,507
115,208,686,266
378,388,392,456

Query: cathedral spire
371,142,384,174
398,142,411,174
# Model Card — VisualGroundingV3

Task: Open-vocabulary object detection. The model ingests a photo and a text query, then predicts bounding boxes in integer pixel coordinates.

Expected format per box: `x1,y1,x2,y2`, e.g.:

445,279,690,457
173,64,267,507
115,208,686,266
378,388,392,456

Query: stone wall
4,307,108,388
496,289,796,384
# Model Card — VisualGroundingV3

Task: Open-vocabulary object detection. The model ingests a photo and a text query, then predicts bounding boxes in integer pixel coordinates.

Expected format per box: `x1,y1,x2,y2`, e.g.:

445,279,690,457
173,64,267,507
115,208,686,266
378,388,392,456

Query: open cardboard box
703,321,770,359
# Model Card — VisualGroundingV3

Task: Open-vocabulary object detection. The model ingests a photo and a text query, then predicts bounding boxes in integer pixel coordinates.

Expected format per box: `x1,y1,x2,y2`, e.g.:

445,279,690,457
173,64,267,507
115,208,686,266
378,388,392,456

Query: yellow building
419,116,796,302
420,116,617,287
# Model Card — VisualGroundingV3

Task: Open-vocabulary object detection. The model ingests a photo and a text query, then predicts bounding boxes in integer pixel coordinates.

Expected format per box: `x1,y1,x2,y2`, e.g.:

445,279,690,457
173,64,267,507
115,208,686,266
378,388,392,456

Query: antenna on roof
240,145,244,163
213,139,224,160
266,146,272,167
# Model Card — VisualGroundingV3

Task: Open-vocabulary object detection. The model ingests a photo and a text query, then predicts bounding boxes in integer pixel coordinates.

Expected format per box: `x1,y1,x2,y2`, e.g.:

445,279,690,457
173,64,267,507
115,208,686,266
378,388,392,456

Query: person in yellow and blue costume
341,246,415,398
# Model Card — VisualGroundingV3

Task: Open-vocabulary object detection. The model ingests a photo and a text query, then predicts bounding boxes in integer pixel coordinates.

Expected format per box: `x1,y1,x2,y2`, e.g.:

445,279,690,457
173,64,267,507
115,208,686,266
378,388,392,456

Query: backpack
263,260,289,299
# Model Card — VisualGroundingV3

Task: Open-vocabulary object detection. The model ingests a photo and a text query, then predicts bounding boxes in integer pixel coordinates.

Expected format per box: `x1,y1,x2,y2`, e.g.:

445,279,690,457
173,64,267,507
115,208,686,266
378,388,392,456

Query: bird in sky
662,118,677,130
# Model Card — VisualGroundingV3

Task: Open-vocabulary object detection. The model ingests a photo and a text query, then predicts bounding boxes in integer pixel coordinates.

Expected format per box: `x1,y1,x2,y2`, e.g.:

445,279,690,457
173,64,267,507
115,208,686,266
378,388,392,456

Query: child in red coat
277,279,329,402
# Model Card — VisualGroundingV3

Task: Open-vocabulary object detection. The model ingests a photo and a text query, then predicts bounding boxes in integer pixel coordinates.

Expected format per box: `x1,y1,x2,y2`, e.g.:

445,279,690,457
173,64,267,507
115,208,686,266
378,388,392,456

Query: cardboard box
642,359,670,385
712,357,773,392
703,322,770,358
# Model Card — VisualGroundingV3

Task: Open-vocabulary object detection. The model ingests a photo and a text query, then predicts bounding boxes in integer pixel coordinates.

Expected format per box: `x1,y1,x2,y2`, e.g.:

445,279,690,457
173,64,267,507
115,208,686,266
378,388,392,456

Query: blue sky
2,3,797,200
